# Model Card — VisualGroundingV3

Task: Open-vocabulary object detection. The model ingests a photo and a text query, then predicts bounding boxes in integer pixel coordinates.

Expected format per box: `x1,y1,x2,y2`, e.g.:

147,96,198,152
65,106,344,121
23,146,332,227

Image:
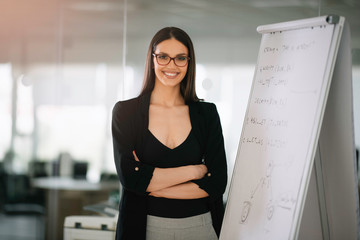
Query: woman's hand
132,150,140,162
192,164,208,180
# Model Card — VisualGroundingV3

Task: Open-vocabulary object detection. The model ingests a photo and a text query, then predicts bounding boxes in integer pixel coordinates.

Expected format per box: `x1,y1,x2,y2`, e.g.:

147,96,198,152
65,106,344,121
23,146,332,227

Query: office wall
0,0,359,181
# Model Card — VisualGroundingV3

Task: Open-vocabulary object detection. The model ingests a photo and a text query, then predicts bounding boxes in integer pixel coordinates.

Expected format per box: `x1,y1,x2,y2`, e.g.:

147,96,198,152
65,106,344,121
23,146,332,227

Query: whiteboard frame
292,15,344,239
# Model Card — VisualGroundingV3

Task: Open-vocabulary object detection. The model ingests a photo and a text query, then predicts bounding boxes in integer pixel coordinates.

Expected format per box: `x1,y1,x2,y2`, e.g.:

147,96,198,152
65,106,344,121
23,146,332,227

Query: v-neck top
142,128,210,218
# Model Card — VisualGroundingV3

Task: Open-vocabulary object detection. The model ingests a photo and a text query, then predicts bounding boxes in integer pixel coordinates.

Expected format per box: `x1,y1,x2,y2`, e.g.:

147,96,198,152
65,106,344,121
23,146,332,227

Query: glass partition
1,0,359,184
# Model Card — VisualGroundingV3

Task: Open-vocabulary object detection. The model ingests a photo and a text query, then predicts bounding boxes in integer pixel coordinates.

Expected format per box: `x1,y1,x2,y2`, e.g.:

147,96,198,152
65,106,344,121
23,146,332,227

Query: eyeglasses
152,53,190,67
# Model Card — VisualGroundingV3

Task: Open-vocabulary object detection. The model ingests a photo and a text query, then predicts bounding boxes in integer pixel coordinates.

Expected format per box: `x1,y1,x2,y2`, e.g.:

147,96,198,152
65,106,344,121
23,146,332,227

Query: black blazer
112,92,227,239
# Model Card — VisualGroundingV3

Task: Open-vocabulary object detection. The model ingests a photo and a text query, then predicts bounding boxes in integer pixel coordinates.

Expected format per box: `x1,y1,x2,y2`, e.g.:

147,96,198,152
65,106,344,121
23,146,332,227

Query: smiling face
153,38,189,89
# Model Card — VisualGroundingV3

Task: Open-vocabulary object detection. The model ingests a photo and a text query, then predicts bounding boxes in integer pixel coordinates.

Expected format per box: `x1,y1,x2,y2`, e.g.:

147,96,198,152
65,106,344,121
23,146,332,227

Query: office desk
32,177,119,240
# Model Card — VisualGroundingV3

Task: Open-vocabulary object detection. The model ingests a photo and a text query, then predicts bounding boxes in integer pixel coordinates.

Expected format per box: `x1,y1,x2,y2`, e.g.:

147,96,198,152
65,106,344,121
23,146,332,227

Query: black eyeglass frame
152,53,190,67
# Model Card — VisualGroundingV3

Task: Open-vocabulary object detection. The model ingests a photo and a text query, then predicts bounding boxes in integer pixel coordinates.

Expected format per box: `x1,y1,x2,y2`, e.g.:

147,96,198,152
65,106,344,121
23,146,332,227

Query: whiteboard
220,16,344,240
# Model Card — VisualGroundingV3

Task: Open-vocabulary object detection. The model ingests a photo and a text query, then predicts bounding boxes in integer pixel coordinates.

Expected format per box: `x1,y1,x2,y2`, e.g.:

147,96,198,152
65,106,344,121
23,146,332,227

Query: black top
143,129,202,167
144,129,210,218
112,92,227,239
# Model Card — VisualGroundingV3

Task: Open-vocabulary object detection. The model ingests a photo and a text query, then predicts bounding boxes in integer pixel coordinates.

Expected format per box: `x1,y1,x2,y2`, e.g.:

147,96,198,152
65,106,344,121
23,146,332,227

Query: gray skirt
146,212,218,240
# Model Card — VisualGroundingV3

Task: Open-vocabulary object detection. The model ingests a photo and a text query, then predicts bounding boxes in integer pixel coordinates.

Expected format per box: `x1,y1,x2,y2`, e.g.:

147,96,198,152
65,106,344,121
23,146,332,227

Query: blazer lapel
189,102,206,155
135,93,151,159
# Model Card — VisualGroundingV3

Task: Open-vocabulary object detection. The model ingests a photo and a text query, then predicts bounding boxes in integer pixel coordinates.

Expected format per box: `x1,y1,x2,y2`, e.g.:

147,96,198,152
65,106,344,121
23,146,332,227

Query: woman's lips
163,71,179,78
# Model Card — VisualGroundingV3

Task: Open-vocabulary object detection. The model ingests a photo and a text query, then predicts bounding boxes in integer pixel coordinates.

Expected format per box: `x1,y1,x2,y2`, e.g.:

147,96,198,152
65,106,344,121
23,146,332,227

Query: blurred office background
0,0,359,239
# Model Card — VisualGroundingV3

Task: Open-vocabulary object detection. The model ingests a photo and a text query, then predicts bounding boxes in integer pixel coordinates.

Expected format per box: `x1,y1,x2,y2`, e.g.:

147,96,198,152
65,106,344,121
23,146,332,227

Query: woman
112,27,227,240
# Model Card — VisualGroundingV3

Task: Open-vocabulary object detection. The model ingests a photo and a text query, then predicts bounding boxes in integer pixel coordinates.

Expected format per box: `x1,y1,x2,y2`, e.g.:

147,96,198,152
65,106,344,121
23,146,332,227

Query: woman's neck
151,84,184,107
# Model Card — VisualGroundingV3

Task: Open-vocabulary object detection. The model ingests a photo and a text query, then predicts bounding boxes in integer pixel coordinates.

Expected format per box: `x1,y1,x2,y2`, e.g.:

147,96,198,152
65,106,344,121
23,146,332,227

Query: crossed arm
132,151,209,199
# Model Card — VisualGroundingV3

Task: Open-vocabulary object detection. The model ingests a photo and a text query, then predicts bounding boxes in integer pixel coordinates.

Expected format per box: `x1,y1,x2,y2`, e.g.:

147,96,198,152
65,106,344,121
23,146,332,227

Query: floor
0,213,45,240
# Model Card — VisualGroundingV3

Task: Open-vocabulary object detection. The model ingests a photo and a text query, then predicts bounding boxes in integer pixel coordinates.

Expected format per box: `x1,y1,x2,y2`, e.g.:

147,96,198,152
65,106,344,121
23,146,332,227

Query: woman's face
153,38,189,89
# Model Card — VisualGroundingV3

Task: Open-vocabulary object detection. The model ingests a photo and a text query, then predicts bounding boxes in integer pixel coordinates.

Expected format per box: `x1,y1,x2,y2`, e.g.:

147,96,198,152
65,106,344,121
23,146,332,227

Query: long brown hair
139,27,200,103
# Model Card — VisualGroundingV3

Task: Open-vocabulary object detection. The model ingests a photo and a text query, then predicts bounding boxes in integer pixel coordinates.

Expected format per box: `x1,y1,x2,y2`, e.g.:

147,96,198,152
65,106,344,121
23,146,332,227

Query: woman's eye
158,55,169,60
177,57,187,61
